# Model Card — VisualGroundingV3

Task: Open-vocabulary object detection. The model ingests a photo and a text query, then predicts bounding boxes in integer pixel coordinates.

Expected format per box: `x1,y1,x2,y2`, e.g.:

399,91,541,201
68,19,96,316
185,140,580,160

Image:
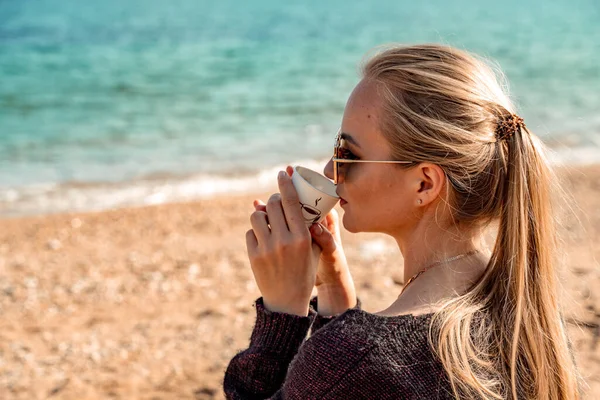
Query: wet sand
0,164,599,399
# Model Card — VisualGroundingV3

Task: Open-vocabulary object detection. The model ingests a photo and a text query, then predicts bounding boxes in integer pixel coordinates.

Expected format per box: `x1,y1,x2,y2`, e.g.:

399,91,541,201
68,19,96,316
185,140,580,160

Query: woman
223,44,581,399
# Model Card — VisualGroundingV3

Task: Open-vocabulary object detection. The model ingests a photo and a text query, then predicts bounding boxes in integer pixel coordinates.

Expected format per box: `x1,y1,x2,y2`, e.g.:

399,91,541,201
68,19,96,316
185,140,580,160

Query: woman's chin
341,212,360,233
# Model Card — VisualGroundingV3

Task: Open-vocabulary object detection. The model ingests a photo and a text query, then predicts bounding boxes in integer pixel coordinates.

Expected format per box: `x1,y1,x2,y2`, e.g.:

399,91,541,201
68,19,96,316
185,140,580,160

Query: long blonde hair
362,44,581,399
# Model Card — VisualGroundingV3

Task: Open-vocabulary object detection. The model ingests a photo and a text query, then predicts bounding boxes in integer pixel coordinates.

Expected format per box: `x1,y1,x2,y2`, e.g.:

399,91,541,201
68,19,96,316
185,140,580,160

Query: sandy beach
0,164,598,400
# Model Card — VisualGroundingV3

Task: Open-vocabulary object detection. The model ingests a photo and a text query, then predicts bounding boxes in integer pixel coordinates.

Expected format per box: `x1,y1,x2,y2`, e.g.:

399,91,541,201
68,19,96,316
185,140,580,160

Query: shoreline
0,164,598,398
0,158,331,220
1,150,599,220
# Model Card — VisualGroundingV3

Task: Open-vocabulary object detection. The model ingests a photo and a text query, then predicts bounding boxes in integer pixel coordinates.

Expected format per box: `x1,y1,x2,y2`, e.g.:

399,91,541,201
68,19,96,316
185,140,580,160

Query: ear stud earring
418,199,423,205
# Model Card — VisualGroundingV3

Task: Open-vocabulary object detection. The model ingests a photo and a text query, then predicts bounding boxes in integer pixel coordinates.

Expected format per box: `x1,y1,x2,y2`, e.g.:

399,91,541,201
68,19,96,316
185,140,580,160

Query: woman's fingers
277,171,306,234
253,200,268,226
253,167,312,236
253,199,266,212
323,209,343,242
266,193,289,235
309,222,337,254
245,229,258,256
249,211,270,244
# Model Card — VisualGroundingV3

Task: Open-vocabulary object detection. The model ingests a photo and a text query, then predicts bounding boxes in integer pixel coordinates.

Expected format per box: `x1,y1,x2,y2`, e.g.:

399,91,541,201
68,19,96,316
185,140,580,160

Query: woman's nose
324,158,334,180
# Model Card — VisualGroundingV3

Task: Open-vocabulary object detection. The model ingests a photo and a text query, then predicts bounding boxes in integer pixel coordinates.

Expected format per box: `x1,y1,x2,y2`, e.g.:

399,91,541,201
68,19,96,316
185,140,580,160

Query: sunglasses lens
333,159,338,184
333,143,339,185
333,130,342,184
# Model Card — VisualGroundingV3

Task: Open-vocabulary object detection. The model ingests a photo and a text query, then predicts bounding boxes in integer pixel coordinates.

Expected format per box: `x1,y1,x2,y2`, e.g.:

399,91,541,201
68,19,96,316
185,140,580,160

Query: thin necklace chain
399,249,480,296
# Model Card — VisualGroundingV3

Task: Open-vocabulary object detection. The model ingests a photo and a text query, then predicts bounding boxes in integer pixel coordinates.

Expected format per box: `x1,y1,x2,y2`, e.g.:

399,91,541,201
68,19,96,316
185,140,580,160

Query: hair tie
496,114,525,141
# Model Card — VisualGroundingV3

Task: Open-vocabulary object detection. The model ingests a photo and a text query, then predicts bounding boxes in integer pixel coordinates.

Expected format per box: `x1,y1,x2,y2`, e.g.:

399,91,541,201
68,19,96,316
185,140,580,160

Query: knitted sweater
223,296,455,399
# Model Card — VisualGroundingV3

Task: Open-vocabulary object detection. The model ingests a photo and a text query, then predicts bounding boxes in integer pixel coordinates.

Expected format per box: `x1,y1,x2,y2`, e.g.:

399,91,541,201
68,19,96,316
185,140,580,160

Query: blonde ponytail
361,44,581,399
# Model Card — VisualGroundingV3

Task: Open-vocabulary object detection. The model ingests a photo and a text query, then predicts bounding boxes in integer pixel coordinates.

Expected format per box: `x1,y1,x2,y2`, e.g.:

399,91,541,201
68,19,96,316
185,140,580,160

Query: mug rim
294,166,339,199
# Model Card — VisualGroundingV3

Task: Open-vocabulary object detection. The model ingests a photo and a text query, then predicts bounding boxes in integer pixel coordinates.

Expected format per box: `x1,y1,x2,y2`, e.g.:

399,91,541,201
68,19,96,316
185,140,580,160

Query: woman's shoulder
327,307,434,331
307,308,436,358
282,309,451,399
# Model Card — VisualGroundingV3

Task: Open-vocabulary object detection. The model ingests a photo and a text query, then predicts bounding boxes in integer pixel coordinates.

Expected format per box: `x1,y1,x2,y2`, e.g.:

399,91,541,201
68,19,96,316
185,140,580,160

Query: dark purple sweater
224,296,454,399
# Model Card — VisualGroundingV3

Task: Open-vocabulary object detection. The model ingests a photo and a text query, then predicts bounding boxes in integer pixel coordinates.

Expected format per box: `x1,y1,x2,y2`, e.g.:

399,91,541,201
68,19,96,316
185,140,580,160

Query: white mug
291,166,339,225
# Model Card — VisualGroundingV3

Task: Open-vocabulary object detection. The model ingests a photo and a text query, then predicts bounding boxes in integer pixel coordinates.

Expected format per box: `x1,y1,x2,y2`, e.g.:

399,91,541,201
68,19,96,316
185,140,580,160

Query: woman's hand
308,209,357,316
253,166,357,316
246,171,321,316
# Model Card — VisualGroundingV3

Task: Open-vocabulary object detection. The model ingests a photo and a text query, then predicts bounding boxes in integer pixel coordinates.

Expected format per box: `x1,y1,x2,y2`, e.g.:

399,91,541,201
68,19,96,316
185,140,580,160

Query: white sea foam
546,146,600,166
0,158,330,218
1,146,599,218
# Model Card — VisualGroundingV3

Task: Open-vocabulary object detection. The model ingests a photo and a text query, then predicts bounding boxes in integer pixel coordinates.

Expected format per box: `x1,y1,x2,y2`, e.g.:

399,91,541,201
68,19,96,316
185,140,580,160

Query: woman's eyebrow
340,132,361,148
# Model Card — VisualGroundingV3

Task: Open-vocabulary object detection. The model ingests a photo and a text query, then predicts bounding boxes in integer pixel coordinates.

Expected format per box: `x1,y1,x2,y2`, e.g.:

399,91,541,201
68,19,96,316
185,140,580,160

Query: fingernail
312,224,323,235
278,171,286,180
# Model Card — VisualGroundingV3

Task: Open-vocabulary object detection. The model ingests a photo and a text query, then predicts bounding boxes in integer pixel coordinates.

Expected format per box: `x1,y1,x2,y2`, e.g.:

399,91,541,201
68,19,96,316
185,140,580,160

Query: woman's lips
337,190,346,206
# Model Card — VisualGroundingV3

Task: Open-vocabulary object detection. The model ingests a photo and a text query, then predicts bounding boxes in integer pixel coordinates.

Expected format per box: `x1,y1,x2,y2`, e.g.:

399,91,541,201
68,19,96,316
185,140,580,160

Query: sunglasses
332,129,414,184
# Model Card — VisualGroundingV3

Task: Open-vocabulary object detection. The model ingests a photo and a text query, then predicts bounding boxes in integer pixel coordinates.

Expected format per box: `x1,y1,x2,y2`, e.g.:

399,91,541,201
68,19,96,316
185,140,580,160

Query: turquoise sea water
1,0,599,216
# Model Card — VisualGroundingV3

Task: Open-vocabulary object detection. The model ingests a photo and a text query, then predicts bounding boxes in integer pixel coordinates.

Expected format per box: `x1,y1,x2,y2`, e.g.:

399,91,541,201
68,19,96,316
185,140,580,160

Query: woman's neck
385,216,490,314
395,219,484,281
377,249,489,317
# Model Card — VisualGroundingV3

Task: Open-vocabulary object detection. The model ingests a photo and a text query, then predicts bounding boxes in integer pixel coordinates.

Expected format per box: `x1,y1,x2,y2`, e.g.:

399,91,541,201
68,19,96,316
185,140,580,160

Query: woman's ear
415,163,446,205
